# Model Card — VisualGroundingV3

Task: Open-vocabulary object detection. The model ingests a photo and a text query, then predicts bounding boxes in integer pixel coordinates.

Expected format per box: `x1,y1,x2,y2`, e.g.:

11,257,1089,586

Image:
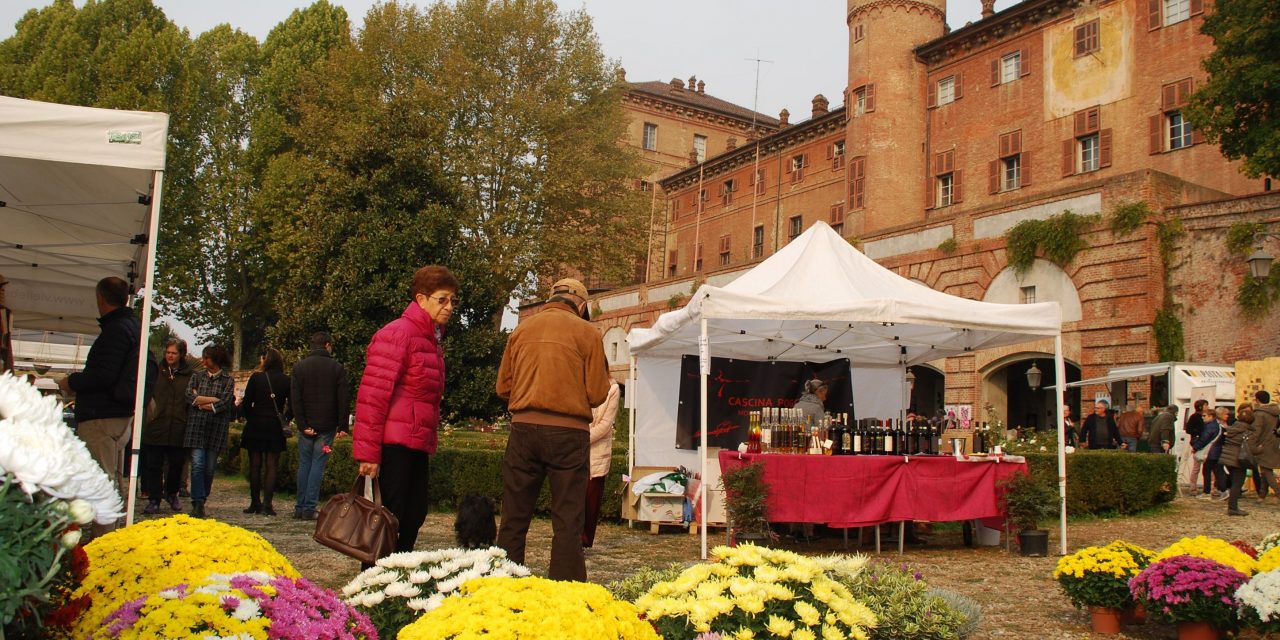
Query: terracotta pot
1121,603,1148,625
1176,621,1221,640
1088,606,1123,634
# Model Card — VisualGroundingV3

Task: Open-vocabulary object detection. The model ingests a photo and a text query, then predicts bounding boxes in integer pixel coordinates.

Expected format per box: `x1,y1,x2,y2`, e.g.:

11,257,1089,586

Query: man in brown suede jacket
495,277,610,581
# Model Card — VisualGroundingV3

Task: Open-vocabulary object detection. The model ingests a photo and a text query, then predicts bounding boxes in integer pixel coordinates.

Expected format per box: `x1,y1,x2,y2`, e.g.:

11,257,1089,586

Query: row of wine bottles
744,407,998,456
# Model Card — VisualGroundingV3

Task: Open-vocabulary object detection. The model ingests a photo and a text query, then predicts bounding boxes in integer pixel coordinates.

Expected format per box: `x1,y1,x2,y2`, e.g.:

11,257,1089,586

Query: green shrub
928,587,982,639
835,561,971,640
1021,450,1175,516
605,563,691,602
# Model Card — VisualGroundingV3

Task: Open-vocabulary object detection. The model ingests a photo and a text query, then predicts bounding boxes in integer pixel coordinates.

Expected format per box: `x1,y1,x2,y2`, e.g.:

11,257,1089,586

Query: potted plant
998,472,1057,557
1128,555,1248,640
1236,568,1280,636
719,461,777,545
1053,541,1155,634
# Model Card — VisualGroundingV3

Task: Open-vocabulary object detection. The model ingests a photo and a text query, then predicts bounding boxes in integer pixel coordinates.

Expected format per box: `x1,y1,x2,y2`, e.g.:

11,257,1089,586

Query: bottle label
885,437,894,453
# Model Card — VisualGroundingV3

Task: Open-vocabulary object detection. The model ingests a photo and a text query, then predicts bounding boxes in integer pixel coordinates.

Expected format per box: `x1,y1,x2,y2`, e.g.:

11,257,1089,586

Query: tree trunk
232,317,244,372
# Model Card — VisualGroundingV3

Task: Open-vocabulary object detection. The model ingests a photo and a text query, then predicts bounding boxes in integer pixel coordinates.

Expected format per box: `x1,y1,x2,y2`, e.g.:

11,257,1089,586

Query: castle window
1074,20,1099,57
1164,0,1190,25
936,76,956,106
1063,106,1110,175
719,234,731,266
694,243,703,272
991,130,1027,193
1020,286,1037,305
936,174,954,208
933,149,960,208
1000,52,1021,84
668,249,677,277
789,154,807,183
753,225,765,258
721,178,735,206
1167,112,1192,150
849,156,866,209
1079,134,1100,172
643,123,657,150
640,180,652,192
752,167,767,195
853,84,876,115
829,204,845,236
831,140,845,170
853,22,865,42
694,134,707,163
788,215,803,241
1002,156,1022,191
1151,78,1201,153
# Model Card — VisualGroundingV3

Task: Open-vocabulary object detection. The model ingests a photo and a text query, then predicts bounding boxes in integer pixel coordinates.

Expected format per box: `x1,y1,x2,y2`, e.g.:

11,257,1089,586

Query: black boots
190,501,206,518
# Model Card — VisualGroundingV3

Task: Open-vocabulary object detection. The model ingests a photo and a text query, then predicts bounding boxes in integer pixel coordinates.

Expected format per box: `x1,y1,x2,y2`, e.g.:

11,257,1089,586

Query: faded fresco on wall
1044,3,1133,120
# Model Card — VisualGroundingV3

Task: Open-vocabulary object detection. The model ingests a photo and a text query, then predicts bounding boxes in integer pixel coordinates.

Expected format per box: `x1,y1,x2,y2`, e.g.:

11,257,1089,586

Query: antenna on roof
745,50,774,258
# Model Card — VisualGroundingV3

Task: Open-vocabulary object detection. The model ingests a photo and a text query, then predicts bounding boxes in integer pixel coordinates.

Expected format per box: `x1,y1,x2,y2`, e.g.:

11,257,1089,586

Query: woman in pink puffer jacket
353,265,459,560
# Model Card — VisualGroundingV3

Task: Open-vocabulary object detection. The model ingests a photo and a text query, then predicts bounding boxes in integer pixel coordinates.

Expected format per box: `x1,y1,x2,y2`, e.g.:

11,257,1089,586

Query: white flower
0,373,123,524
159,587,185,599
423,593,446,612
408,570,430,584
68,498,95,525
1237,569,1280,622
230,597,261,621
363,592,385,606
60,528,82,548
407,597,431,611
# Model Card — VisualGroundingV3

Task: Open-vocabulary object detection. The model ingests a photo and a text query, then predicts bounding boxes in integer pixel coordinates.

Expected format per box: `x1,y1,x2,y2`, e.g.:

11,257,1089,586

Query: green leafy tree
1185,0,1280,178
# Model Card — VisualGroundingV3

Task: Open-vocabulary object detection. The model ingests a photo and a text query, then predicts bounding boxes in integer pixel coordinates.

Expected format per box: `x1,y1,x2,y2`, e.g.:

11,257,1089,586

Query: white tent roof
628,221,1061,364
0,95,169,334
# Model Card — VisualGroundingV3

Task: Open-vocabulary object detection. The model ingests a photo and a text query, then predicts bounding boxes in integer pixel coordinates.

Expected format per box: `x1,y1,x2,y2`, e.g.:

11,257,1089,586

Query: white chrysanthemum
230,597,262,621
408,570,430,584
363,591,385,606
0,373,123,524
407,597,431,611
423,593,446,612
1237,569,1280,622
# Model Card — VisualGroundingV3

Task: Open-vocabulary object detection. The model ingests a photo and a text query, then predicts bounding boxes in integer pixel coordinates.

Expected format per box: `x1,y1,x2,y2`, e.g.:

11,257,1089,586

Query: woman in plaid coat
183,344,236,518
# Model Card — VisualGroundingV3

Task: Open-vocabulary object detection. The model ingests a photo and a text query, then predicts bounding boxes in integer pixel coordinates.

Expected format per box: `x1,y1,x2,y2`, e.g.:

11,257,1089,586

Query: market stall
0,95,169,525
626,221,1067,558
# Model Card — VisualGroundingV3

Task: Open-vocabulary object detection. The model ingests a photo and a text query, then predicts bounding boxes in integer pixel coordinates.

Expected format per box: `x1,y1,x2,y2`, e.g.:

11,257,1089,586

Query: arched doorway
983,355,1081,431
906,364,944,419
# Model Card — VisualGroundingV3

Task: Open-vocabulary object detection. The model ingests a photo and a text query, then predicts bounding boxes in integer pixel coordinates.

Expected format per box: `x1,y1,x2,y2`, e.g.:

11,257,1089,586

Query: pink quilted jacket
352,302,445,463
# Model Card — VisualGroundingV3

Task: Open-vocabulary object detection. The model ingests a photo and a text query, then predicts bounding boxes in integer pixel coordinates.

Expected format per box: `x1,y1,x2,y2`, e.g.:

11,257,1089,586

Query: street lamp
905,367,916,394
1246,232,1280,279
1026,362,1043,391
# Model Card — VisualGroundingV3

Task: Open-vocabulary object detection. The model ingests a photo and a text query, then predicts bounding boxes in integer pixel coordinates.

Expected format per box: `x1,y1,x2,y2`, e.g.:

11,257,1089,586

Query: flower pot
1176,621,1221,640
1120,603,1147,625
731,531,770,547
1088,606,1123,634
1017,529,1049,557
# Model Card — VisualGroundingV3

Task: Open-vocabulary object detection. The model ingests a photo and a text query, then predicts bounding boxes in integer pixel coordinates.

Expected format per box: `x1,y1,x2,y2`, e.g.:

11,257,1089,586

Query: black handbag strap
352,475,383,507
263,373,288,428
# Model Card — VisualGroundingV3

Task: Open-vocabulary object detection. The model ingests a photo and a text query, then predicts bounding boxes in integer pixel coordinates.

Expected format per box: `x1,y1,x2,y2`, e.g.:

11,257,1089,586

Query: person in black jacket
239,346,291,516
1081,399,1123,449
290,331,349,520
142,338,194,514
59,277,140,536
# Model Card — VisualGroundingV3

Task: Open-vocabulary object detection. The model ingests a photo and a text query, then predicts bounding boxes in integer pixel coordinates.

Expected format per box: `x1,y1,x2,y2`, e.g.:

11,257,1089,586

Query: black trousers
1225,464,1248,510
1202,458,1228,494
379,444,431,556
497,423,589,581
142,444,186,500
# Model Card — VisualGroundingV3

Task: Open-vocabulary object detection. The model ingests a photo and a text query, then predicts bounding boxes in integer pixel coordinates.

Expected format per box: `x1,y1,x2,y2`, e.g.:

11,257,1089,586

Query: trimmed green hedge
230,435,629,520
1021,450,1176,516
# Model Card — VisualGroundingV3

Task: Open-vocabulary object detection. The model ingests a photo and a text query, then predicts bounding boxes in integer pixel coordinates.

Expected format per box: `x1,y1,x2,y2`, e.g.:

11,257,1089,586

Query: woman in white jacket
583,379,620,548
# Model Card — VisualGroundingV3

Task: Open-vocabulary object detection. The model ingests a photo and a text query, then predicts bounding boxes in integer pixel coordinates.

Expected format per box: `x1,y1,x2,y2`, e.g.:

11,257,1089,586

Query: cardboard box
622,466,677,521
638,494,685,522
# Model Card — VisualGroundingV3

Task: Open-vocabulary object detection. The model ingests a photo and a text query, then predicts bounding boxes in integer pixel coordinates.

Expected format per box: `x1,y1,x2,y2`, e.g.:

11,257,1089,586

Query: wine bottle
883,418,895,454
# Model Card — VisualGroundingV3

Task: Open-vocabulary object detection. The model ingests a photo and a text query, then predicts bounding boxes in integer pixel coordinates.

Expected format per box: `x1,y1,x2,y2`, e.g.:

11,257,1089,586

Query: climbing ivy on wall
1108,201,1151,238
1004,210,1100,276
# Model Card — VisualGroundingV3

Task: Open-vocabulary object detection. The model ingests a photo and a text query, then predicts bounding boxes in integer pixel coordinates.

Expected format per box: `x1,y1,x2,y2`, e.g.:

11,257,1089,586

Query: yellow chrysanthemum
1258,546,1280,573
1155,536,1258,576
767,614,796,638
794,601,822,627
793,629,817,640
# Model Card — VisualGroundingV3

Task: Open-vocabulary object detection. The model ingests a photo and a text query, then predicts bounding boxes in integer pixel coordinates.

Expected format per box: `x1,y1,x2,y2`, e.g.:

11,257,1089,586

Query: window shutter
934,152,944,175
1086,107,1100,133
1020,48,1032,77
865,84,876,112
1190,0,1203,15
1099,128,1113,167
1149,115,1163,154
989,160,1000,194
826,144,834,160
1162,84,1177,110
1011,130,1023,154
786,158,794,174
1148,0,1162,29
756,170,766,195
991,59,1001,86
953,170,963,203
1062,139,1075,176
1021,152,1032,187
954,72,964,99
927,81,937,108
1074,24,1087,55
944,150,955,173
1176,78,1193,107
999,133,1011,158
1074,111,1089,136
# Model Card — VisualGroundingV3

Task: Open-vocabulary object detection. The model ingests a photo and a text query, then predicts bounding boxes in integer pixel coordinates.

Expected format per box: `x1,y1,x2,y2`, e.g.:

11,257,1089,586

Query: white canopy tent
626,222,1068,558
1,95,169,526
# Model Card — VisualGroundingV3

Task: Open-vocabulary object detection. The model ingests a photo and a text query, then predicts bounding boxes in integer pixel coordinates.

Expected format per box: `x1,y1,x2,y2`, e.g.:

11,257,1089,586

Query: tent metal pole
125,171,164,527
700,317,709,560
1054,333,1067,554
627,354,637,527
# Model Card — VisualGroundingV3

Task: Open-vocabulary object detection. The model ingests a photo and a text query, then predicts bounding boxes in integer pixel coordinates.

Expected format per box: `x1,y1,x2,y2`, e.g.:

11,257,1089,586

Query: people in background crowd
183,344,235,518
0,273,12,373
59,277,146,537
291,331,349,520
1081,400,1122,449
496,277,610,582
239,346,291,516
584,379,620,549
1063,405,1078,447
142,338,193,514
795,379,828,426
1116,403,1146,452
1217,406,1251,516
1193,404,1228,499
1247,390,1280,504
1147,404,1177,453
353,266,458,563
1183,399,1210,495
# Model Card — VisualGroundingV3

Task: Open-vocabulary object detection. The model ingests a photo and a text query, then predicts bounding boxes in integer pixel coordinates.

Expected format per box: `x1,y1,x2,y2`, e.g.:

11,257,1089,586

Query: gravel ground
144,476,1278,639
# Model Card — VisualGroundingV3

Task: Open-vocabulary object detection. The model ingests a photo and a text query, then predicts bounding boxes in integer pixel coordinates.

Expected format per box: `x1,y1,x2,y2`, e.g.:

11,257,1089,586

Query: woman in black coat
142,338,194,514
239,346,291,515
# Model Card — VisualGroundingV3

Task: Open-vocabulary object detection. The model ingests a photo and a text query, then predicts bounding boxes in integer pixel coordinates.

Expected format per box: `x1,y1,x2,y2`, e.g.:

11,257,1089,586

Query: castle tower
846,0,947,235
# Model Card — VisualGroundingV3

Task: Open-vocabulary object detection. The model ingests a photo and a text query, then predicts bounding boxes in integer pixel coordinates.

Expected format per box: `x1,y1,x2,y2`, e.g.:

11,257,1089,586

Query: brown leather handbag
313,475,399,564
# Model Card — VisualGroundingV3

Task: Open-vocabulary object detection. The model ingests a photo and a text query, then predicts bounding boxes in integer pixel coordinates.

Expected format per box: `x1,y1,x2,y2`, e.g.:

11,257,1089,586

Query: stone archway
982,259,1082,322
981,353,1082,432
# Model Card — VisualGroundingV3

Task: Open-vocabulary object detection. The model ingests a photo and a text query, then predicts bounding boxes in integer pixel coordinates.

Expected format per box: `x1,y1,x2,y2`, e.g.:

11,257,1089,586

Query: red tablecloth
718,451,1027,528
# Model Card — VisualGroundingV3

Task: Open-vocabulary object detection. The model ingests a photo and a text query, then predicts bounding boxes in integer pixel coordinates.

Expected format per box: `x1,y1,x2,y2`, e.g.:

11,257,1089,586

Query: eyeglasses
430,295,461,307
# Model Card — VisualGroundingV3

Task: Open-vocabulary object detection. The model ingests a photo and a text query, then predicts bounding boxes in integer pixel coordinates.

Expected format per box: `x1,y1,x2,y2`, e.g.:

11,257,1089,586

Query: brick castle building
539,0,1280,427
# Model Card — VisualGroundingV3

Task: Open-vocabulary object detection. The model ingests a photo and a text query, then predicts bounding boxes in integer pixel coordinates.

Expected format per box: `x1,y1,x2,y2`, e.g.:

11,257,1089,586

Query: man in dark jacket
1248,390,1280,503
1147,404,1178,453
1081,399,1122,449
59,277,140,536
496,278,610,581
290,331,349,520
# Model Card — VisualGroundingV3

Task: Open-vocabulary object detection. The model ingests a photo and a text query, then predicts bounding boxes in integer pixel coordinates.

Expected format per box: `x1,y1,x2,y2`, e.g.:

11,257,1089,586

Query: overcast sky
1,0,1015,119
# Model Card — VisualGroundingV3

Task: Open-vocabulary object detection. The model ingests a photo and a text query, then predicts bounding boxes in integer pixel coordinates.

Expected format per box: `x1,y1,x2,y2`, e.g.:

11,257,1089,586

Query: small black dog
454,495,497,549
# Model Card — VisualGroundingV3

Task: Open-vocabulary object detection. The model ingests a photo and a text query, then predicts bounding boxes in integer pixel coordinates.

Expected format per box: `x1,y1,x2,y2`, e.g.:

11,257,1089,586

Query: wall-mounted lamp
1026,362,1043,391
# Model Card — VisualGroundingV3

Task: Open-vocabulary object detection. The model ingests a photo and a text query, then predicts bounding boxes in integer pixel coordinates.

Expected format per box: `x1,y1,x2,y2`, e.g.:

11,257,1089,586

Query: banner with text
676,356,855,450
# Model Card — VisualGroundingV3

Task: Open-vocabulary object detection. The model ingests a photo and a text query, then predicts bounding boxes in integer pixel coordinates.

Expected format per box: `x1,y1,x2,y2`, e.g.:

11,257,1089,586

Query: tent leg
627,355,637,529
125,170,165,528
1054,333,1068,555
699,318,709,560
